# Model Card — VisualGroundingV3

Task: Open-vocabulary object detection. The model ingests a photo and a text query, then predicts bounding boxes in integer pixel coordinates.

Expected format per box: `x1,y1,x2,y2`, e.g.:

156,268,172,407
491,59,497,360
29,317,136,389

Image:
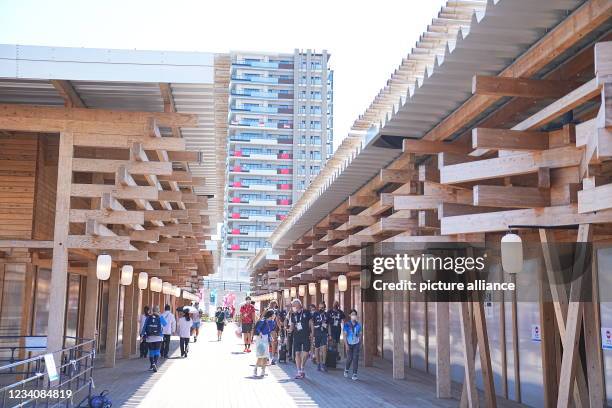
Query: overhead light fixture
290,287,297,298
150,277,162,292
501,231,523,274
283,288,290,298
298,285,306,297
338,275,347,292
96,254,112,281
138,272,148,290
162,282,172,295
120,265,133,286
308,282,316,295
319,279,328,294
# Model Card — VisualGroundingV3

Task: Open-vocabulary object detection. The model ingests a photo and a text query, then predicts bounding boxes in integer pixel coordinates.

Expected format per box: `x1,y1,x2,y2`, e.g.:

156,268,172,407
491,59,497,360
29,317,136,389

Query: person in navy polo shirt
288,298,312,379
312,301,331,372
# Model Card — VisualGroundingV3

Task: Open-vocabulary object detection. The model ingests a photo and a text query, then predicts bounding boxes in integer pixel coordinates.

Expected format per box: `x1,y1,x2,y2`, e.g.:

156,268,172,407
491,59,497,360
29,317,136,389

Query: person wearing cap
239,296,256,352
312,301,332,372
288,298,313,379
329,301,345,361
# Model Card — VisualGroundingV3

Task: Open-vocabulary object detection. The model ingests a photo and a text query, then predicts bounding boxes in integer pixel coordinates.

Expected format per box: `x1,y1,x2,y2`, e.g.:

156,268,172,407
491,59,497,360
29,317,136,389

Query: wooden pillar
82,262,99,349
325,280,334,309
18,262,35,361
584,249,605,406
122,282,135,359
47,131,73,355
363,301,376,367
131,288,141,355
459,302,479,408
391,293,405,379
104,269,120,368
539,263,559,408
436,301,451,398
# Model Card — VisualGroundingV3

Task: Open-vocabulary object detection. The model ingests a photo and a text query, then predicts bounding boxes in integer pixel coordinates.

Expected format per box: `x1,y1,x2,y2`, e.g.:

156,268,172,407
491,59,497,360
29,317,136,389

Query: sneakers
253,367,258,377
351,373,358,381
344,370,349,378
294,371,302,379
317,363,322,371
152,364,158,373
246,348,251,353
322,365,328,372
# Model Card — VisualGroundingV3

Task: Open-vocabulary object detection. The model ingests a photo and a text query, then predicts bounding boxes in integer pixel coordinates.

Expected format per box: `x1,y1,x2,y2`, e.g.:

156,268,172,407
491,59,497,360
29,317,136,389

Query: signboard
44,353,59,382
25,336,47,351
602,327,612,350
531,324,541,342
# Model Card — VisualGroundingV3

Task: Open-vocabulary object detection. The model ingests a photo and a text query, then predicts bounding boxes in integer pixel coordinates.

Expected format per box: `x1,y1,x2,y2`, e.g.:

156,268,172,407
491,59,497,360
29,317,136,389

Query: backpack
145,315,162,337
88,390,112,408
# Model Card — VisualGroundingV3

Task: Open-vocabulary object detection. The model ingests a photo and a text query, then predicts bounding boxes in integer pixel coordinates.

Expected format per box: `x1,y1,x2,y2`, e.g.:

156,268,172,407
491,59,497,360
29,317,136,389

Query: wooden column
391,293,405,379
539,263,559,408
18,262,35,361
122,281,135,359
47,131,73,355
363,301,377,367
82,261,98,349
104,269,120,368
131,288,142,355
584,249,605,406
436,301,451,398
325,280,335,309
459,302,479,408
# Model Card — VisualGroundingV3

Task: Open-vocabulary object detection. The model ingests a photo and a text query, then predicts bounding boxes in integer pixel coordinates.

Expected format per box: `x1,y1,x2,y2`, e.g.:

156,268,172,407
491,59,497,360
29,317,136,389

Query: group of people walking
139,304,202,371
239,296,362,381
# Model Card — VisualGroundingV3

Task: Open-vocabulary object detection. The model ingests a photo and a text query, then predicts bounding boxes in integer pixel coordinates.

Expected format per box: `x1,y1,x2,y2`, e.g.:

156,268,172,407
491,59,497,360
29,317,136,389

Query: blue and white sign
602,328,612,350
43,353,59,383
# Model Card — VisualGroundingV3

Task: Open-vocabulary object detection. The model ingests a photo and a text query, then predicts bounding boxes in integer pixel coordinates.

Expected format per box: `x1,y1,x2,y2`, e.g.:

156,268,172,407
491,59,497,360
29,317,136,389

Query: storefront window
33,268,51,335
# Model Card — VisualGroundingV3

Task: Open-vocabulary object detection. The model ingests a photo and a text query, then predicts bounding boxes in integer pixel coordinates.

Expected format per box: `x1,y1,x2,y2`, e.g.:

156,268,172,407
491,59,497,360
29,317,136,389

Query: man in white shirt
161,304,176,358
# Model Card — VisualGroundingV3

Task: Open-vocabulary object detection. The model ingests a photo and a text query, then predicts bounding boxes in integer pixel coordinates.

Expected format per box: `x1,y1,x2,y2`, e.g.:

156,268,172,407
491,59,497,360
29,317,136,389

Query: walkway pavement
93,322,524,408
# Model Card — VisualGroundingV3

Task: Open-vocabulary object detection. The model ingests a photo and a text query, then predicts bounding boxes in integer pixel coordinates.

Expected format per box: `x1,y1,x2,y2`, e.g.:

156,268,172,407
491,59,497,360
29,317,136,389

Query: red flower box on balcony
278,168,291,174
277,153,291,159
231,228,241,234
231,197,241,203
277,199,290,205
277,184,291,190
277,214,287,221
233,150,242,157
230,244,241,250
233,165,242,172
231,213,240,219
232,181,242,187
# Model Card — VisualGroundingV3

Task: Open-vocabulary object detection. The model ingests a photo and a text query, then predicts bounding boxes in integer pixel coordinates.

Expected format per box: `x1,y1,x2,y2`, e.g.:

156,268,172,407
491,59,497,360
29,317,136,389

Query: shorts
192,321,201,329
216,322,224,331
314,331,328,348
242,323,253,333
293,335,310,353
147,341,161,357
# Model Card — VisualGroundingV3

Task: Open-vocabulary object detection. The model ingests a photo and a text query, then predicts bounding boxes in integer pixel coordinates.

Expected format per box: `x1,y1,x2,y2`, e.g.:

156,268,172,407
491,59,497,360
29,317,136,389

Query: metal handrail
0,336,96,408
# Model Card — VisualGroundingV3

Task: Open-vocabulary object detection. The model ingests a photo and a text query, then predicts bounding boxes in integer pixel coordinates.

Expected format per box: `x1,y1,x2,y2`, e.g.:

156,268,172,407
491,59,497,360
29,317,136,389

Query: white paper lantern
174,286,181,297
338,275,348,292
298,285,306,297
120,265,133,286
283,288,290,298
290,287,297,298
138,272,148,289
501,232,523,274
320,279,329,294
308,282,316,295
162,282,172,295
150,277,162,292
96,254,112,281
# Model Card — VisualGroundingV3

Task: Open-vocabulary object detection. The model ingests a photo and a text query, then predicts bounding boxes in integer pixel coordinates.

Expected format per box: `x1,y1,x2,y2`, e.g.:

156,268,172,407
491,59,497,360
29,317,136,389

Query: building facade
225,50,333,260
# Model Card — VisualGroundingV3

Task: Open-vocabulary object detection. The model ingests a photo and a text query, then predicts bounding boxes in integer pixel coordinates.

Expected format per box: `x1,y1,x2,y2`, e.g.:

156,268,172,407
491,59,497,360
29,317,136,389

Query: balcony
229,166,286,176
229,213,277,222
230,120,293,130
230,150,293,160
229,135,293,145
228,197,292,206
230,105,294,114
232,76,293,85
227,229,273,238
233,60,294,70
229,181,292,191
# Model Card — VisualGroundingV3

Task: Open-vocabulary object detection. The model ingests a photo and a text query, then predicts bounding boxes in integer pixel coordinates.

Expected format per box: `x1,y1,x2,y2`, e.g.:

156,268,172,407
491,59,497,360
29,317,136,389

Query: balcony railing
233,60,294,70
230,120,294,129
228,197,292,206
232,76,294,85
231,105,293,114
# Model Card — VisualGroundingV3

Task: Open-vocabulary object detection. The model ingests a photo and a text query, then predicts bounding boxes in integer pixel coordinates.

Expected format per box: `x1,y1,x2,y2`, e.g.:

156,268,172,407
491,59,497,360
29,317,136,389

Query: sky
0,0,446,149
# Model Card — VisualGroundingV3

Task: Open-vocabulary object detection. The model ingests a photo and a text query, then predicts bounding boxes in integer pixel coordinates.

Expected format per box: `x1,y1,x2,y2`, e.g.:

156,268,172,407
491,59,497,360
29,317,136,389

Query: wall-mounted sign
44,353,59,383
531,324,541,342
602,328,612,350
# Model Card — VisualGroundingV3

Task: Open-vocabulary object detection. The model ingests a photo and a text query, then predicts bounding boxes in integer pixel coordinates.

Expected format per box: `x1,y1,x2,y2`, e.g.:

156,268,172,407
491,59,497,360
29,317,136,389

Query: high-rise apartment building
225,49,333,259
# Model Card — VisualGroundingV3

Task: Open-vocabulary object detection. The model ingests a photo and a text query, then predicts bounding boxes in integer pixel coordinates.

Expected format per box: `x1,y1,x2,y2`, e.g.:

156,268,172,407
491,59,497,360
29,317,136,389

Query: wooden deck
92,322,525,408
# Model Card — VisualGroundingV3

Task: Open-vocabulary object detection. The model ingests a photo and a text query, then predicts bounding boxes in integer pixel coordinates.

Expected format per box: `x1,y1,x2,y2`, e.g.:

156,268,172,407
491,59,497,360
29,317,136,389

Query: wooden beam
51,80,85,108
72,158,172,175
472,75,580,99
473,185,550,208
472,128,549,151
403,138,470,155
577,182,612,212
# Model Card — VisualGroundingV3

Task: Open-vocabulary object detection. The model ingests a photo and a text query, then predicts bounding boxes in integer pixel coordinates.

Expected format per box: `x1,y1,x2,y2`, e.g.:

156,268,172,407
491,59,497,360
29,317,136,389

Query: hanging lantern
174,286,181,297
120,265,133,286
96,254,112,281
308,282,316,295
501,232,523,274
162,282,172,295
298,285,306,297
338,275,348,292
319,279,328,294
290,287,297,298
283,288,290,298
138,272,148,290
150,277,162,292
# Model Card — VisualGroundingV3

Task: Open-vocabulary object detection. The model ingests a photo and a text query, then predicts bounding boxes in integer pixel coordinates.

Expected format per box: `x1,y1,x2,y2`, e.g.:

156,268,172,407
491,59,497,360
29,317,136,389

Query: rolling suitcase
279,344,287,363
325,341,338,369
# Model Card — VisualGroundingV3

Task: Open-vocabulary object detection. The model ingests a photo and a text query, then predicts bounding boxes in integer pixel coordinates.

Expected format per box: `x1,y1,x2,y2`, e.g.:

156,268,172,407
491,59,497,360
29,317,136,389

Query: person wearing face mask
252,310,276,377
267,300,282,364
312,301,331,372
343,309,362,380
329,301,345,361
288,299,313,379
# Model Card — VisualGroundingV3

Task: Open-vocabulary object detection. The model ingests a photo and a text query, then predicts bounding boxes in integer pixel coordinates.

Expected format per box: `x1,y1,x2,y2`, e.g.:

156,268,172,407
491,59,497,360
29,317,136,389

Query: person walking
191,305,201,342
343,309,362,380
141,305,167,372
239,296,256,352
177,310,192,358
161,304,176,358
267,300,282,364
214,306,226,341
288,299,312,379
312,301,331,372
329,301,345,361
252,310,276,377
139,306,151,358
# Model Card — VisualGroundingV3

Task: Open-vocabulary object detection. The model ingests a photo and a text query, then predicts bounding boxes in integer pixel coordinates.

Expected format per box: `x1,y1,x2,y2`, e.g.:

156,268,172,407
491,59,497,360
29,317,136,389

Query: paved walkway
93,322,524,408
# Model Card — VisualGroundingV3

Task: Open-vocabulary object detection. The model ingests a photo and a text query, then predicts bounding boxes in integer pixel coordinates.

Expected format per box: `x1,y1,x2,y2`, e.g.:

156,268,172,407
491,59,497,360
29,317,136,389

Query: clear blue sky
0,0,446,148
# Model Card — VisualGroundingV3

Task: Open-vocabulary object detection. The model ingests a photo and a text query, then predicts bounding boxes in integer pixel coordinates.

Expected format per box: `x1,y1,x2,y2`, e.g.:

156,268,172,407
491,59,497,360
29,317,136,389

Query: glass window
33,268,52,335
